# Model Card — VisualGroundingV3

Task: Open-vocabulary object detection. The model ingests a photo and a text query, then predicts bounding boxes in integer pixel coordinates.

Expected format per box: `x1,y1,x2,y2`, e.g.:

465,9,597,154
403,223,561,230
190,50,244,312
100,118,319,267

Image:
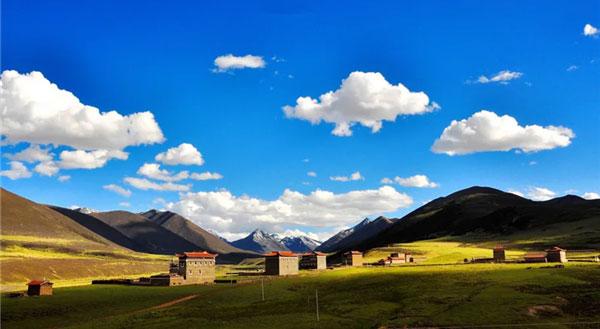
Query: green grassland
2,240,599,329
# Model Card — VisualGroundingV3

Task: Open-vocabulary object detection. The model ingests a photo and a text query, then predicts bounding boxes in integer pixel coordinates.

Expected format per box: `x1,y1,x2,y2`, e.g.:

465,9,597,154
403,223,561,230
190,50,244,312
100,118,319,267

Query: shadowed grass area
2,263,599,329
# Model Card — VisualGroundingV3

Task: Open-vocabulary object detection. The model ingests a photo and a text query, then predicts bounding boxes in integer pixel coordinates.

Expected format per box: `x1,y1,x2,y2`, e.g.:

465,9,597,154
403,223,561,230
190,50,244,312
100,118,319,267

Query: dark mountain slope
317,218,370,252
92,211,198,255
321,216,395,253
355,186,600,252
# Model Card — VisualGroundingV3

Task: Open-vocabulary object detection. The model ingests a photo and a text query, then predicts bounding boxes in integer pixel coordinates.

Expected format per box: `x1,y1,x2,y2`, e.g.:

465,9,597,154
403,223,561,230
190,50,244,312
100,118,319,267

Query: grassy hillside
2,262,599,328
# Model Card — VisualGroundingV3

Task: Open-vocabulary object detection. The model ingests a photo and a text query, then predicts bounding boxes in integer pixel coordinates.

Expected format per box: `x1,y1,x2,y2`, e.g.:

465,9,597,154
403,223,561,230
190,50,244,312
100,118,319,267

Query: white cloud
330,171,364,182
190,171,223,181
58,175,71,182
383,175,439,188
307,171,317,177
166,185,412,238
137,163,189,182
34,161,59,176
507,189,525,197
432,110,574,155
153,197,167,205
5,145,53,163
103,184,132,198
566,65,579,72
476,70,523,84
527,187,556,201
0,161,32,180
155,143,204,166
0,70,164,151
59,149,128,169
124,177,190,192
119,201,131,208
582,192,600,200
213,54,266,72
283,71,438,136
529,161,538,166
583,23,599,37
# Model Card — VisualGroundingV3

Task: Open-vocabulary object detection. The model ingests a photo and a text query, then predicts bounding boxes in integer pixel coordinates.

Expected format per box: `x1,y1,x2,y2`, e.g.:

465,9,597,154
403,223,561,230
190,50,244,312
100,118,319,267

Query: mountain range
317,216,396,253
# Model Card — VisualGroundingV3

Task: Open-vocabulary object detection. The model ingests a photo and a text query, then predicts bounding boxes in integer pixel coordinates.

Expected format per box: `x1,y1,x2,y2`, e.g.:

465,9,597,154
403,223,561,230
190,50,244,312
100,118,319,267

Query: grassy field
2,262,599,329
3,239,599,328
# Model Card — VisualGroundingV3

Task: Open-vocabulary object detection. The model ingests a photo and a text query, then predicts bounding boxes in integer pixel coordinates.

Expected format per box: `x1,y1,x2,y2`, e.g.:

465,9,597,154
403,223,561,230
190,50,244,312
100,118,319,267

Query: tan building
300,251,327,270
546,246,567,263
176,251,218,284
344,251,363,267
27,280,53,296
493,245,506,262
264,251,299,275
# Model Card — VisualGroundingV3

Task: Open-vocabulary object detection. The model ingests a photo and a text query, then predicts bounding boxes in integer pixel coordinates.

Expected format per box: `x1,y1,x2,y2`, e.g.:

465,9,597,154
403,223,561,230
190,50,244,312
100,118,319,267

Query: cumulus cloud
213,54,266,72
59,149,128,169
155,143,204,166
582,192,600,200
381,175,439,188
330,171,364,182
124,177,190,192
432,110,574,155
527,187,556,201
283,71,438,136
190,171,223,181
307,171,317,177
166,185,412,238
137,163,189,182
103,184,132,198
0,70,164,150
0,161,32,180
584,23,599,37
507,189,525,197
476,70,523,84
34,161,59,176
58,175,71,182
5,145,53,163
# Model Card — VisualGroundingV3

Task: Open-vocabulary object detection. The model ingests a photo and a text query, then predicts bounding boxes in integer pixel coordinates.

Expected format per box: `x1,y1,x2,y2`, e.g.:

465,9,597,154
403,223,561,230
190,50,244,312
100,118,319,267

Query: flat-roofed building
344,251,363,267
493,245,506,262
300,251,327,270
26,280,53,296
176,251,218,284
265,251,299,275
546,246,567,263
524,252,547,263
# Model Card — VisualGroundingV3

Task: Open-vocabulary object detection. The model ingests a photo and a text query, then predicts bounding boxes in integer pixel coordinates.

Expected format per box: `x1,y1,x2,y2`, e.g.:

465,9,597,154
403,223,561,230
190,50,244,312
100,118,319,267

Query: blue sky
2,1,599,240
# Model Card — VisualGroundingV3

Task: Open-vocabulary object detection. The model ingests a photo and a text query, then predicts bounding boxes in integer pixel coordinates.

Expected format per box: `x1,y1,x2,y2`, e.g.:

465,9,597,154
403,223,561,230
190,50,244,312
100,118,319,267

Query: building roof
27,279,53,286
387,256,403,260
264,251,297,257
493,244,505,250
546,246,566,252
344,251,362,255
176,251,218,259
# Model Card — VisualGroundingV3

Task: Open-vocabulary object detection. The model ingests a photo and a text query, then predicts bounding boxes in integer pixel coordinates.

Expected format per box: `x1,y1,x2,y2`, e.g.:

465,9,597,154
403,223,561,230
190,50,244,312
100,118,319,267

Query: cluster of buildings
477,245,569,263
264,251,329,275
377,252,414,266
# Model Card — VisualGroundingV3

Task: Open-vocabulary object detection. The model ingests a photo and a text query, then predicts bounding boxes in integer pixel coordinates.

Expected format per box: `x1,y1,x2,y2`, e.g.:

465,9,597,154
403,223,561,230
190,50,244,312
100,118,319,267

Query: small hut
493,245,506,262
546,246,567,263
264,251,299,275
300,251,327,270
27,279,53,296
344,251,363,267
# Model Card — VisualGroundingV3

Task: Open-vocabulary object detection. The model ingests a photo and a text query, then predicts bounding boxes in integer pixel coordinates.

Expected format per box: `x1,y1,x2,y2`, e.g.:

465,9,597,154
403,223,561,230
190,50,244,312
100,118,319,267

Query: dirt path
138,294,199,313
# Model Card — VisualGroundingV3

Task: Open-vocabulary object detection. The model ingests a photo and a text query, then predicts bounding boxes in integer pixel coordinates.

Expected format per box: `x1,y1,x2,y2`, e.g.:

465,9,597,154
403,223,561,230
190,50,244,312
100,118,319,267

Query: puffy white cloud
34,161,59,176
307,171,317,177
103,184,132,198
382,174,439,188
583,23,599,37
283,71,438,136
166,185,412,238
59,149,128,169
582,192,600,200
507,189,525,197
58,175,71,182
190,171,223,181
137,163,189,182
119,202,131,208
330,171,364,182
0,161,32,180
5,145,53,163
155,143,204,166
124,177,190,192
213,54,266,72
432,110,574,155
527,187,556,201
476,70,523,84
0,70,164,151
